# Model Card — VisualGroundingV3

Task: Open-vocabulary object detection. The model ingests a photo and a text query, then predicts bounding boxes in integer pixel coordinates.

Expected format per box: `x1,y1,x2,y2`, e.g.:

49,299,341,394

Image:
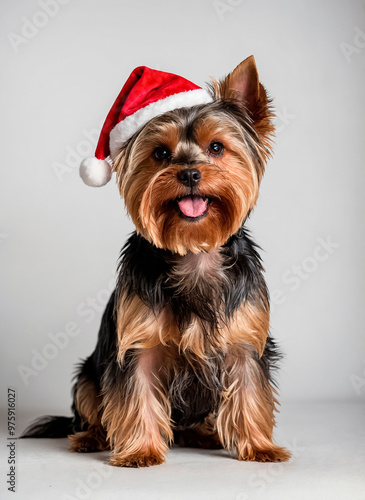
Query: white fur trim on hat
109,88,213,159
79,157,112,187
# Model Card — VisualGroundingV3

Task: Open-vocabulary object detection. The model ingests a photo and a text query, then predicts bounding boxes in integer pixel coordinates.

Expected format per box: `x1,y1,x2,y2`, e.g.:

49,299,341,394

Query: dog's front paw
238,445,291,463
109,452,165,468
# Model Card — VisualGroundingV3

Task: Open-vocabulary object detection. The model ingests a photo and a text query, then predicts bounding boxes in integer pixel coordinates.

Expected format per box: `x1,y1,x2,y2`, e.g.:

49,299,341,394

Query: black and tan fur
22,56,291,466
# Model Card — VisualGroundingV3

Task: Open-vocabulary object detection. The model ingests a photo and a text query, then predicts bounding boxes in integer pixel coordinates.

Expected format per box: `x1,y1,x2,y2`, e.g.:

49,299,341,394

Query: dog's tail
21,416,74,438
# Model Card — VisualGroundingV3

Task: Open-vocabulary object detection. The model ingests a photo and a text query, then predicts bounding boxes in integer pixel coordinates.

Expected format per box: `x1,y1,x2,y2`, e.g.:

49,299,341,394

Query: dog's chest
164,248,231,356
168,248,227,297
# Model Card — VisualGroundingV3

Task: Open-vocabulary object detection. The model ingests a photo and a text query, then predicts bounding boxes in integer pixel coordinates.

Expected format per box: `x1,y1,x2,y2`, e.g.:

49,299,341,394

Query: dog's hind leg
68,360,109,453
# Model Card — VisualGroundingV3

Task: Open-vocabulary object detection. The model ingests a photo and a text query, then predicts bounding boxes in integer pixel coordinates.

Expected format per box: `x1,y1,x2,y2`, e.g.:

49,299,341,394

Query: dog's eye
208,142,224,156
153,146,171,161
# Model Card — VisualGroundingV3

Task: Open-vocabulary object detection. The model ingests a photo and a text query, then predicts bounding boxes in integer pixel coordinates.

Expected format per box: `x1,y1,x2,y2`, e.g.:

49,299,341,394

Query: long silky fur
116,227,268,341
21,57,289,463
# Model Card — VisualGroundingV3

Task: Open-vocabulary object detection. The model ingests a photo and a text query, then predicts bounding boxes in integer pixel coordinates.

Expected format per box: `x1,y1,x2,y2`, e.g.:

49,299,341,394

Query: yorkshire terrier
23,56,291,467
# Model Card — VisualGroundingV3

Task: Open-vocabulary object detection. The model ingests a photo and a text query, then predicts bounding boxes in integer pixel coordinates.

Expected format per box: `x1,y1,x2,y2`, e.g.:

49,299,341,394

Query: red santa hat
80,66,213,187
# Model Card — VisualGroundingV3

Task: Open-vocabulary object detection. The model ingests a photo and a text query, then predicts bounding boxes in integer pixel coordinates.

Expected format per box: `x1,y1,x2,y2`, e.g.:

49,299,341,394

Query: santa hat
80,66,213,187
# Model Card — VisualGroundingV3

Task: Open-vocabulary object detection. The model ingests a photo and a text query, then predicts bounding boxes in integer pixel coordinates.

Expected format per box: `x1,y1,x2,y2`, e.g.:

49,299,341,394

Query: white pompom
79,157,112,187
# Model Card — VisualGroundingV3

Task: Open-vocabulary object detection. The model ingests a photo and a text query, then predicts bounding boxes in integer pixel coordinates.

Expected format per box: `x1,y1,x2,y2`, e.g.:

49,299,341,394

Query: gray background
0,0,364,419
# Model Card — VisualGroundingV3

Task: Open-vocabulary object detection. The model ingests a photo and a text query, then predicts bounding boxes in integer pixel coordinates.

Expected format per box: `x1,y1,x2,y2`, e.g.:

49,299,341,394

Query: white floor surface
1,402,364,500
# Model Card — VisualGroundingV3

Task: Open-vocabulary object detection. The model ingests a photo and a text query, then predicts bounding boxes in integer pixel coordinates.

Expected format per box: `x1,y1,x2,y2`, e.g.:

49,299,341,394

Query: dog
23,56,291,467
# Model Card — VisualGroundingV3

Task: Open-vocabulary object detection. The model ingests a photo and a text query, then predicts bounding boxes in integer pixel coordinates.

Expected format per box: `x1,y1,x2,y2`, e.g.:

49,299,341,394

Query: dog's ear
214,55,274,147
219,56,260,116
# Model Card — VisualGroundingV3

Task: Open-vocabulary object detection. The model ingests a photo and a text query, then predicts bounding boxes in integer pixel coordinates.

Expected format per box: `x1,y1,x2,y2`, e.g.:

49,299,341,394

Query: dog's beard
138,163,253,254
114,103,270,255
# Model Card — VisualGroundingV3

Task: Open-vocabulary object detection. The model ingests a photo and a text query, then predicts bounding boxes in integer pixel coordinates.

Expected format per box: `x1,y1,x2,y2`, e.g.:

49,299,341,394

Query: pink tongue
178,195,208,218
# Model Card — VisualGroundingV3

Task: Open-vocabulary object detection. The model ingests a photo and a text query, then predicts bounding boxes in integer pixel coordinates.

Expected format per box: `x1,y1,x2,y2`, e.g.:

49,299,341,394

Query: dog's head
83,57,274,255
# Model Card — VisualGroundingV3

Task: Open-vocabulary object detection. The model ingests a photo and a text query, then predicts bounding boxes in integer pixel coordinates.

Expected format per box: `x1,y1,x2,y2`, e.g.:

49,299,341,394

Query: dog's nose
177,168,201,187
